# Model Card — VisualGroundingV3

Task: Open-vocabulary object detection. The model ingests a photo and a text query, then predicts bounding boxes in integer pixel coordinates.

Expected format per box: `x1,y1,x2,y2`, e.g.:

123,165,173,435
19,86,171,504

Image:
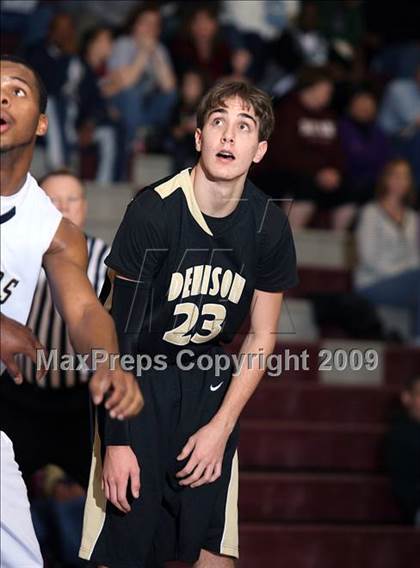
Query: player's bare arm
176,289,283,487
0,313,47,383
43,218,143,419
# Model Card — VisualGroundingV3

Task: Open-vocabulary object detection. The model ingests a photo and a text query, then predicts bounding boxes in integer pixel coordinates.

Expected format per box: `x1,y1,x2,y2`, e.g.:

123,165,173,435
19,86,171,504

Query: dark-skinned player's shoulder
44,217,87,257
246,179,299,293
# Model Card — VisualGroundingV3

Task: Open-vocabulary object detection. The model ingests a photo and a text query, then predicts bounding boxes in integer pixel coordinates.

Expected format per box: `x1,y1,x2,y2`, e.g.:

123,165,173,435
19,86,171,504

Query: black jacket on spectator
386,411,420,524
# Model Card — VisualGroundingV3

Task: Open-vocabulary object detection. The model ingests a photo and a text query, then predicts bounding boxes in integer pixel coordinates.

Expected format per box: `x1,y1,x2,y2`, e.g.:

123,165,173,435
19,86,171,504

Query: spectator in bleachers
27,13,118,182
171,5,233,84
167,69,206,171
221,0,299,83
79,25,123,181
102,2,176,176
316,0,364,50
378,65,420,186
62,0,139,32
80,25,114,78
25,12,79,169
339,86,392,204
354,159,420,344
1,0,54,49
260,1,329,97
386,375,420,526
31,465,86,566
254,66,354,230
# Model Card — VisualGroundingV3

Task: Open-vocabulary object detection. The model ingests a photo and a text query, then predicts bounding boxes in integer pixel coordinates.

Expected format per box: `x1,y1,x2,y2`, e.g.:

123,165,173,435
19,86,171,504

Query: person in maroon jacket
255,66,354,230
171,6,233,85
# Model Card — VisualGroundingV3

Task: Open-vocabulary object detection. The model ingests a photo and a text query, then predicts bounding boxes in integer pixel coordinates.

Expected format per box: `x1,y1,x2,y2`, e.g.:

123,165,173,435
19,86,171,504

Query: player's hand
89,366,144,419
102,446,140,513
0,314,47,384
176,421,230,488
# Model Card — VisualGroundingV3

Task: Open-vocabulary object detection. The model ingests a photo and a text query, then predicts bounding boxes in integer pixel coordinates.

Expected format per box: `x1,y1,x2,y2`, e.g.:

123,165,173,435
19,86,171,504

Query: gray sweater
354,202,420,289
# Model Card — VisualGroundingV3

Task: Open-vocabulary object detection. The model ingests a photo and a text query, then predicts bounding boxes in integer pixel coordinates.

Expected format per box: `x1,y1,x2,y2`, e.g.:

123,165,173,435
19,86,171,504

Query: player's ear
195,128,202,152
252,140,267,164
36,113,48,137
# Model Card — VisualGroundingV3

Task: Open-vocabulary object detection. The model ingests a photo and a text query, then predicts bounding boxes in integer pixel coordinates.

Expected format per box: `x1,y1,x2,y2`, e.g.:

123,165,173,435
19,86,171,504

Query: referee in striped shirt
0,169,110,488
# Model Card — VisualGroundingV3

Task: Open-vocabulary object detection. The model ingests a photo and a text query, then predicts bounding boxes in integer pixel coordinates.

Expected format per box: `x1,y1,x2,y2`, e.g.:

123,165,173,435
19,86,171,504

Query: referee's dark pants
0,373,92,489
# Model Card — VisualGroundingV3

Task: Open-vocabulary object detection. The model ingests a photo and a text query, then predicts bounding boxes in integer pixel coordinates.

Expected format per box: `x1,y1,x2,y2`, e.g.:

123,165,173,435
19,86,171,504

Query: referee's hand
102,445,140,513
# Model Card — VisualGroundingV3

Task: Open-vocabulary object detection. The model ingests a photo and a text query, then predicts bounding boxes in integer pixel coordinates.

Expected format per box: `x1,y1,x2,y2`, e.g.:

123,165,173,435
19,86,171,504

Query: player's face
0,61,47,153
41,175,87,228
385,162,412,200
195,96,267,183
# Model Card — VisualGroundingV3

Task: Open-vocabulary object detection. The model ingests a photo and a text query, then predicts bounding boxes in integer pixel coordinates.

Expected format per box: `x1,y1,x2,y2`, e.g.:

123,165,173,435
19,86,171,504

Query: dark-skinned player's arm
176,289,283,487
0,313,48,383
42,217,143,419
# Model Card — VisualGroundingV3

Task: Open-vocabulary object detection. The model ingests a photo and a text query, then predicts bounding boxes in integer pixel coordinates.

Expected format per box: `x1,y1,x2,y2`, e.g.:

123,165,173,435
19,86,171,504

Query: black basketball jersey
105,168,298,361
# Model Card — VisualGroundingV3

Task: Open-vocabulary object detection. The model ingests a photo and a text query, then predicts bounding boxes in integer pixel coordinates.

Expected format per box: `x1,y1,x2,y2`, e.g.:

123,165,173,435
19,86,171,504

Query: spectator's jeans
112,83,177,150
93,125,117,184
357,268,420,340
45,97,118,182
32,495,85,566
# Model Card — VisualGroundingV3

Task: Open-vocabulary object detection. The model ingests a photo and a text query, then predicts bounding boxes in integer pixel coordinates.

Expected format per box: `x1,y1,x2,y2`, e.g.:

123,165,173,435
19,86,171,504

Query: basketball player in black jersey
80,80,298,567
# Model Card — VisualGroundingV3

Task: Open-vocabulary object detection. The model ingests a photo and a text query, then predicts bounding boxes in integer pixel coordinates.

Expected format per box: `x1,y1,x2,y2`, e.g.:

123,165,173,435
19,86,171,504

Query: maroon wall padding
239,473,402,523
289,267,353,298
384,346,420,386
238,525,420,568
242,381,399,423
239,421,385,472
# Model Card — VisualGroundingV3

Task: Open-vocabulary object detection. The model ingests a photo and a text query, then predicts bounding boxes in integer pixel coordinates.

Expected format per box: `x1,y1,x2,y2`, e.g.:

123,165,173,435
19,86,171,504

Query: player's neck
0,149,32,197
191,163,246,218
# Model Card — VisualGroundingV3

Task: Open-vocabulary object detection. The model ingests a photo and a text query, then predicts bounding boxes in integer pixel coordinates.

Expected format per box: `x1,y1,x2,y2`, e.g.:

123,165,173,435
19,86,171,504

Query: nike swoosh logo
210,381,224,392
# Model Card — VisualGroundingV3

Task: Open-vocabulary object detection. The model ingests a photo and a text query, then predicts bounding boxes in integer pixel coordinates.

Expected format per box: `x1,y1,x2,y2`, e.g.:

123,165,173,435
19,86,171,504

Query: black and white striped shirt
23,235,110,389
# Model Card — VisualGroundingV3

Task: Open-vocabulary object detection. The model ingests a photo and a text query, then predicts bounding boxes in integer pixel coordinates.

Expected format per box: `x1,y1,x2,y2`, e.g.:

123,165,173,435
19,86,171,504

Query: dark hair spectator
171,6,233,84
25,12,81,169
253,66,355,230
167,69,206,171
80,26,113,75
354,159,420,344
339,86,393,204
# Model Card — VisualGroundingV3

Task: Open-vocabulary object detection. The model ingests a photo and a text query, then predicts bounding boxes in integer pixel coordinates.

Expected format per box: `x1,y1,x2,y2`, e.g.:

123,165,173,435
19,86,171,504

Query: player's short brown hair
196,80,275,141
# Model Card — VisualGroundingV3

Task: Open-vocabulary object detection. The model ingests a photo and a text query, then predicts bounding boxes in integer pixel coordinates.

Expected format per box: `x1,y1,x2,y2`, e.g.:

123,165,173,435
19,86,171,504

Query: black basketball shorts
79,348,239,567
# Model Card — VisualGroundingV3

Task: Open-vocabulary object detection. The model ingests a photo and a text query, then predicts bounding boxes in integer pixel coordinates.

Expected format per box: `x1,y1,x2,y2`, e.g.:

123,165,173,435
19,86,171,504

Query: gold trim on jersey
220,450,239,558
79,413,106,560
154,169,213,237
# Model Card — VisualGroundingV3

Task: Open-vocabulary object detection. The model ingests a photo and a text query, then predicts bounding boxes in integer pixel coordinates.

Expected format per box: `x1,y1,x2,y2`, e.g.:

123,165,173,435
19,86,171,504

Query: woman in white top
354,159,420,343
